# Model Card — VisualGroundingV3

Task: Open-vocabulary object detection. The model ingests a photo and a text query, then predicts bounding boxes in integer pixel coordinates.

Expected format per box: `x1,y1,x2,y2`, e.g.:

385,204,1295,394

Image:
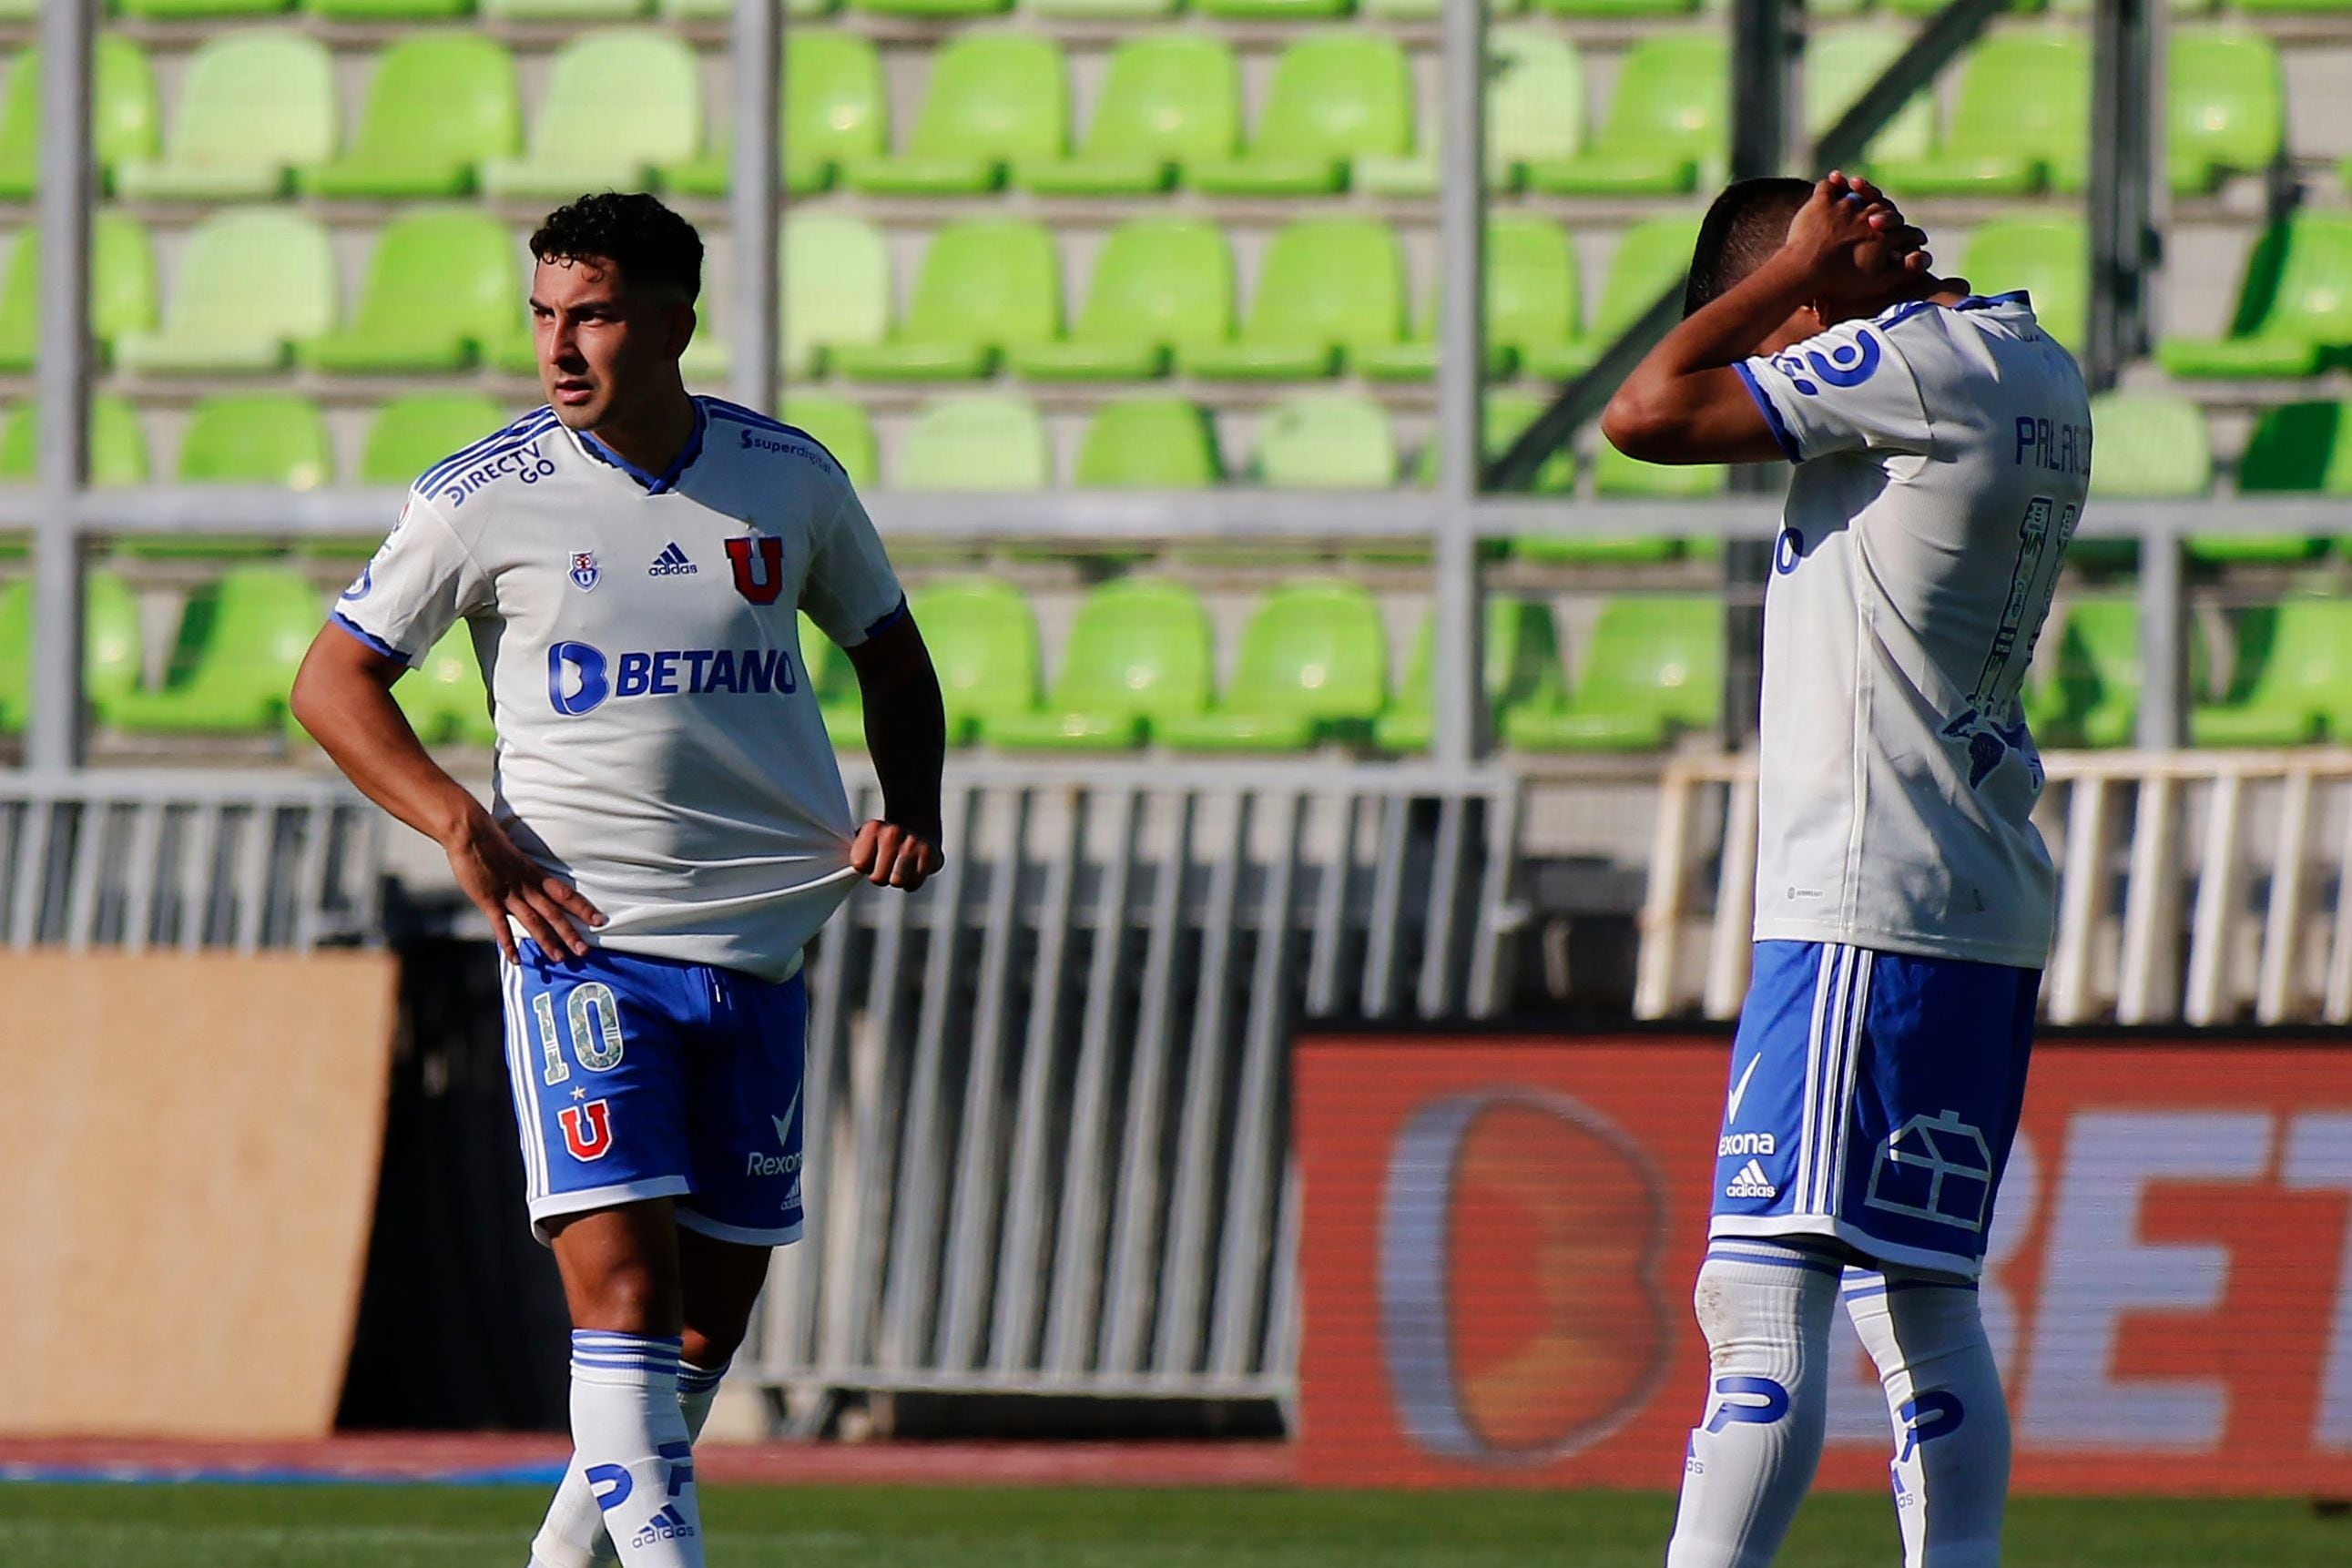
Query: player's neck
587,389,699,480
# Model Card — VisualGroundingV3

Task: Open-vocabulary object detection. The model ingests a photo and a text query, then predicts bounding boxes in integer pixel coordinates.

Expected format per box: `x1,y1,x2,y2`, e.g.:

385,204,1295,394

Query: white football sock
1664,1241,1842,1568
1845,1269,2011,1568
530,1356,730,1568
538,1332,704,1568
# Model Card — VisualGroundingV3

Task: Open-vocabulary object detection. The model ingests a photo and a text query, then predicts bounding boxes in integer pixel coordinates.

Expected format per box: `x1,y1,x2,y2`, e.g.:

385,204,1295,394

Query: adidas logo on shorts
648,542,699,577
1724,1158,1779,1200
633,1505,698,1547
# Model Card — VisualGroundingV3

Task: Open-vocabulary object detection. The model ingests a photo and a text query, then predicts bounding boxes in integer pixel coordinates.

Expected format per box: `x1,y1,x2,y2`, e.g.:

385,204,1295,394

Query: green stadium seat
855,0,1008,20
1808,28,1936,167
2087,392,2210,499
361,395,512,485
1255,394,1397,489
797,612,867,750
2159,218,2352,380
115,31,333,201
782,213,891,379
1031,0,1179,15
482,0,649,17
1357,26,1586,197
1178,219,1404,380
1415,390,1578,498
779,396,879,490
1376,597,1569,754
299,35,521,198
1886,0,2045,14
1869,33,2089,196
1535,0,1694,16
1074,398,1223,487
0,571,140,737
2215,400,2346,564
1012,219,1231,382
0,215,158,372
1196,0,1348,20
1359,215,1578,382
481,30,700,200
2191,601,2352,748
1159,580,1388,753
1507,596,1724,750
107,568,321,736
842,34,1064,196
300,211,516,375
666,31,885,198
2026,597,2211,749
2168,28,2284,196
1189,36,1412,196
0,39,160,199
389,626,494,748
115,209,332,376
115,393,332,561
981,577,1212,750
897,396,1051,490
1595,443,1726,500
909,576,1041,743
1525,34,1723,195
118,0,291,20
1959,217,2086,353
0,396,151,486
829,220,1058,381
308,0,475,17
1015,34,1236,196
2235,0,2347,18
1527,216,1698,382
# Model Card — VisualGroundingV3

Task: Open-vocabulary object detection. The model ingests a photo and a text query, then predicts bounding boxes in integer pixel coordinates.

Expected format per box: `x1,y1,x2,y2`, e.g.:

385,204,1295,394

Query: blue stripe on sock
677,1360,730,1395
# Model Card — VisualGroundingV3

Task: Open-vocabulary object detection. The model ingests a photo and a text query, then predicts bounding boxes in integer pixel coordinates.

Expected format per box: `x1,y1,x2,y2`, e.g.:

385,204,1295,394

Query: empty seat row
2028,596,2352,748
2160,214,2352,380
0,25,2283,204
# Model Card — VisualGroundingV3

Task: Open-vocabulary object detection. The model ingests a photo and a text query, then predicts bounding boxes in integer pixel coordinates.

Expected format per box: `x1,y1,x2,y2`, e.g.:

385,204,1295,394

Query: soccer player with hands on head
292,192,945,1568
1606,172,2092,1568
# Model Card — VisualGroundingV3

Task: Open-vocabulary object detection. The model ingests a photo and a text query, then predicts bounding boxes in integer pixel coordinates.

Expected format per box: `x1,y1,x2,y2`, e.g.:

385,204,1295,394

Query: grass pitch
1,1482,2342,1566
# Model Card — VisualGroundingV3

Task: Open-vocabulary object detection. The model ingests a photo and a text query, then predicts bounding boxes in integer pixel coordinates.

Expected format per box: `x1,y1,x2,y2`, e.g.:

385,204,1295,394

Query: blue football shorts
1707,940,2040,1278
500,941,807,1247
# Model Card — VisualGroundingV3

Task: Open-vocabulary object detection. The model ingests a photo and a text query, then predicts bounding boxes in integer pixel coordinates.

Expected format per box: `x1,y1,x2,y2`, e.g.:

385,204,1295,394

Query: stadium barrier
1295,1030,2352,1495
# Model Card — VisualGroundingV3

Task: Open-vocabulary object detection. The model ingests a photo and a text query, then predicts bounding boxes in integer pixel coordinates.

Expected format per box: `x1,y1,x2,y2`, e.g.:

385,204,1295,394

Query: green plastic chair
115,31,333,200
981,577,1212,751
1189,36,1412,196
908,576,1042,743
2159,217,2352,379
1074,399,1223,488
361,395,514,485
388,626,494,748
1359,215,1579,382
1159,580,1389,753
107,568,322,736
830,220,1059,381
482,30,701,199
1031,0,1179,15
309,0,476,16
1807,29,1937,167
796,612,867,750
667,31,885,197
1416,391,1579,500
1595,443,1726,500
1178,219,1404,380
299,35,521,198
854,0,1009,21
482,0,651,17
1528,215,1698,381
2026,597,2211,749
0,396,151,486
2192,601,2352,747
1195,0,1347,19
300,211,516,374
0,215,158,372
1357,26,1585,197
2168,29,2284,196
1959,217,2086,353
2213,400,2345,564
842,34,1065,195
1255,395,1397,489
121,0,293,15
1012,219,1232,382
1534,0,1695,16
1507,596,1724,750
780,213,890,380
0,38,160,199
1870,33,2089,196
1377,597,1570,754
779,396,880,490
1016,34,1237,196
0,571,140,737
116,209,334,376
1886,0,2045,13
116,393,333,560
897,397,1051,490
1524,34,1723,195
2087,392,2210,499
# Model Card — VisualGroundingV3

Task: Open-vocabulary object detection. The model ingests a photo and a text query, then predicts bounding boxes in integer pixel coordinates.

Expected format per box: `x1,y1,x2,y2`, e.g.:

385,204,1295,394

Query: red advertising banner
1297,1035,2352,1495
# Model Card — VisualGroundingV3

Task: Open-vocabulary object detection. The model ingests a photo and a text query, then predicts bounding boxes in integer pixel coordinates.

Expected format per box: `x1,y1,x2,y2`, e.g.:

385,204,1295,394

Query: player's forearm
859,668,946,843
1603,251,1811,462
291,649,484,849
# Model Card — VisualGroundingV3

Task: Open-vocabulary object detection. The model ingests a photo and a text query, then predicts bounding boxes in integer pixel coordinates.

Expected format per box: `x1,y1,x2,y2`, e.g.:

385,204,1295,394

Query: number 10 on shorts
533,980,629,1086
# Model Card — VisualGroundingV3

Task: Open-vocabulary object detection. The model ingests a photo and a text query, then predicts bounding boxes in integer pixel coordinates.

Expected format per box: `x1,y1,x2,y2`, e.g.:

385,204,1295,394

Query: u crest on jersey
725,535,785,606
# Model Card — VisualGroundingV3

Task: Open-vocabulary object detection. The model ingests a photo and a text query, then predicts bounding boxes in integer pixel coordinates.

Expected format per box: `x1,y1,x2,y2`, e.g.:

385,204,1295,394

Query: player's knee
571,1257,679,1336
681,1318,748,1370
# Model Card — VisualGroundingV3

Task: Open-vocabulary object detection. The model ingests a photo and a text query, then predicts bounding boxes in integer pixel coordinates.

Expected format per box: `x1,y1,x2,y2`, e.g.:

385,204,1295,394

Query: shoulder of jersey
700,396,850,485
1872,289,2034,337
411,405,564,514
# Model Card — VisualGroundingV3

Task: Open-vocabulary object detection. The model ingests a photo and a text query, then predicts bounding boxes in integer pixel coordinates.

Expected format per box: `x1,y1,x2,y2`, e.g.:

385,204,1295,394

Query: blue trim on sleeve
1736,361,1804,464
331,612,411,667
1953,290,2031,312
1874,299,1939,331
861,594,911,642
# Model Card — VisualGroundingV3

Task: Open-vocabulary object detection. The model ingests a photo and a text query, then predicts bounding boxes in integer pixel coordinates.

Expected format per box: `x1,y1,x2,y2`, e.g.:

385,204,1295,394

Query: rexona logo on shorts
547,640,799,716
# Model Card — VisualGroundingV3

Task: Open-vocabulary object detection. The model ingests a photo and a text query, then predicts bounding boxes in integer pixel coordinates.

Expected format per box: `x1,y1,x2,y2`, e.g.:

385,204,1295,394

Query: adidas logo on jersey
632,1505,697,1548
648,542,699,577
1724,1158,1779,1200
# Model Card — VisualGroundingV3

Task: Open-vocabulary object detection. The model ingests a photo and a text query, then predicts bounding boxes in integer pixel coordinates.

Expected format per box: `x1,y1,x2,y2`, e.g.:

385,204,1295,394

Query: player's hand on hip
441,802,605,962
850,819,945,891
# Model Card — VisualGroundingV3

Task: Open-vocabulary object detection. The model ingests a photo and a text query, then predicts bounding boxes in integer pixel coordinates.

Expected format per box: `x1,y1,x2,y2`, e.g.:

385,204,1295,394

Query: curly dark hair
530,192,704,303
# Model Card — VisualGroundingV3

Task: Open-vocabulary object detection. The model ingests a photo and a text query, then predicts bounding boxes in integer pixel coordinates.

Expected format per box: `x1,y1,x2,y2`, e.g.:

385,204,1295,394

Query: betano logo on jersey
547,639,799,716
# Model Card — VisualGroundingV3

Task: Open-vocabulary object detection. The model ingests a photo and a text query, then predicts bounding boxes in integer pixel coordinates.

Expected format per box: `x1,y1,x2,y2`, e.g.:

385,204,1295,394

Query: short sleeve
331,494,491,666
799,475,905,649
1737,317,1934,464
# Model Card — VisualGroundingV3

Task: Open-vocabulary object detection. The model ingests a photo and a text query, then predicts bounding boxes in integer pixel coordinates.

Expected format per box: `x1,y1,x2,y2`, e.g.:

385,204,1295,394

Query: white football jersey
333,397,905,982
1736,292,2092,969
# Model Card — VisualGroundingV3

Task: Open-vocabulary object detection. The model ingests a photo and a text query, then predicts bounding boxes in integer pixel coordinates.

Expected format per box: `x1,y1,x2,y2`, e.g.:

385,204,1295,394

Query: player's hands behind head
851,818,944,892
1781,171,1935,308
442,799,605,962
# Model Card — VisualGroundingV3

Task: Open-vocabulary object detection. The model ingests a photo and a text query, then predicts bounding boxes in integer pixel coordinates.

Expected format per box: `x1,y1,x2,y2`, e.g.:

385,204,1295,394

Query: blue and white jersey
1737,293,2092,969
333,397,906,982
